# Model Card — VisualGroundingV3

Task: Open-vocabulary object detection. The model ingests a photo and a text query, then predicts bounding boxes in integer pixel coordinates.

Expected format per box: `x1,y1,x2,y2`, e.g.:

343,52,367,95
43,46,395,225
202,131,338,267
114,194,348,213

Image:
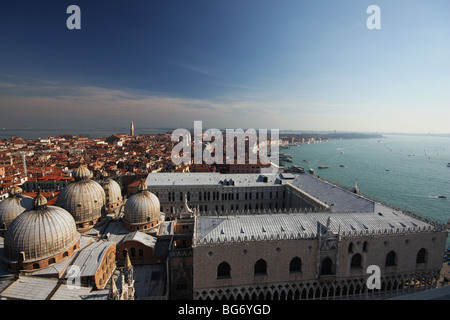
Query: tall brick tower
130,121,135,137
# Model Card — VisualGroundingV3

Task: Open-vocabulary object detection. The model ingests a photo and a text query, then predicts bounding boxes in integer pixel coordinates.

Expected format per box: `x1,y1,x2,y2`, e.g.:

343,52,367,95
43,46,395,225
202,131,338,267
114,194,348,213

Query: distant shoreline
1,127,449,141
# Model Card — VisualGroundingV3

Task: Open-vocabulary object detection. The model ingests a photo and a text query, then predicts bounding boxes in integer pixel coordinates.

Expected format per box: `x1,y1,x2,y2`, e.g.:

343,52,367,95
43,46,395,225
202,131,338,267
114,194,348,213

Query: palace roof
194,205,440,245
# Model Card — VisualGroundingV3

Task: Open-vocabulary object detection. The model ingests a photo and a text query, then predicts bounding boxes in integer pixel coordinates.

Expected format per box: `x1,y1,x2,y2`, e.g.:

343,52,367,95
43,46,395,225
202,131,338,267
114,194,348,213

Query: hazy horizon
2,125,450,137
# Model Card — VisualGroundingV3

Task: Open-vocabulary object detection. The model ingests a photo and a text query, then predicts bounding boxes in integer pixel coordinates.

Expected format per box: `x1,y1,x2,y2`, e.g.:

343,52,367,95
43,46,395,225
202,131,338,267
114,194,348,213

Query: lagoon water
286,134,450,228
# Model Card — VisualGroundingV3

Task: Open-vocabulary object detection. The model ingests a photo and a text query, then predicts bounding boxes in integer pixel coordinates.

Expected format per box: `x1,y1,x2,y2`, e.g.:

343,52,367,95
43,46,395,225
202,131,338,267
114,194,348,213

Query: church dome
3,190,80,270
98,171,123,208
56,164,106,230
72,165,92,180
0,185,33,232
123,181,162,231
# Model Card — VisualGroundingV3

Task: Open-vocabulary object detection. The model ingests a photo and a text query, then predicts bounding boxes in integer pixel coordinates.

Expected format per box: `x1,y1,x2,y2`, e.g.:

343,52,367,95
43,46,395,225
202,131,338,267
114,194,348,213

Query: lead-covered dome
123,181,163,232
0,185,33,233
3,190,80,271
72,164,92,180
56,164,106,231
98,171,123,214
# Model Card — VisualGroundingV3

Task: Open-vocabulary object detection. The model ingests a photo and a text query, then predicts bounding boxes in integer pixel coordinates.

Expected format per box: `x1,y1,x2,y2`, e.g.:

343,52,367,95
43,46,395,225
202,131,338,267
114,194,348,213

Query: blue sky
0,0,449,133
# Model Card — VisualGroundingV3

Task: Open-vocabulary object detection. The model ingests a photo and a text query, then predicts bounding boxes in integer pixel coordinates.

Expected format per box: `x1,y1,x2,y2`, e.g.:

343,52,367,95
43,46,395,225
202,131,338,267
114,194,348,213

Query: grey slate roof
102,220,131,243
194,207,434,245
68,240,115,278
50,283,101,300
146,172,285,187
288,174,374,213
118,231,157,247
0,275,109,300
153,238,171,257
0,276,59,300
133,263,167,299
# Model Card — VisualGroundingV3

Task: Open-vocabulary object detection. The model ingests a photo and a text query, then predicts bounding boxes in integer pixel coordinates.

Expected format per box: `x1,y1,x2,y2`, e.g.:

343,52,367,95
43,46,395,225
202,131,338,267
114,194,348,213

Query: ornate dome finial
9,183,23,197
33,187,48,210
138,178,147,192
72,162,92,181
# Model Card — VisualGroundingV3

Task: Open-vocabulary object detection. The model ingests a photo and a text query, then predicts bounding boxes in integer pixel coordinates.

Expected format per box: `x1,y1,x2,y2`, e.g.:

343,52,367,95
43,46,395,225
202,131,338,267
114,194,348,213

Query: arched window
385,250,396,267
139,249,144,257
289,257,302,273
130,247,136,257
416,248,427,264
254,259,267,276
48,258,56,265
348,242,354,253
33,263,40,270
217,262,231,279
320,257,333,275
363,241,368,252
350,253,362,269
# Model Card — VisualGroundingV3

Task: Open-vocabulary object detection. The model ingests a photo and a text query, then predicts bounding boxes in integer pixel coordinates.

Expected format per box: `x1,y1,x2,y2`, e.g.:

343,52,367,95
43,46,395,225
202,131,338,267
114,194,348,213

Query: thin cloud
170,61,216,76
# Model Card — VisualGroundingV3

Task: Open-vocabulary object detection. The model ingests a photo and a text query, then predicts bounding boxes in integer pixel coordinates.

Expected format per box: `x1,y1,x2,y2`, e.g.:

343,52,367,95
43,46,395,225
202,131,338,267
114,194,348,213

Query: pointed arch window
416,248,427,264
320,257,334,275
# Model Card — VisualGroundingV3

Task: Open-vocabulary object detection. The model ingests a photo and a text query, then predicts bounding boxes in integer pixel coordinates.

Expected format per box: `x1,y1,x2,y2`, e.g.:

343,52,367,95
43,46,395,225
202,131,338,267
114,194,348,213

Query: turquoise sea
285,134,450,247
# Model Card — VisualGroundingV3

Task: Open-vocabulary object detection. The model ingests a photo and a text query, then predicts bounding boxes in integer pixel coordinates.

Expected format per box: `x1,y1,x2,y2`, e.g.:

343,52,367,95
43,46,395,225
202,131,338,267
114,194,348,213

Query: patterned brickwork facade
193,230,447,300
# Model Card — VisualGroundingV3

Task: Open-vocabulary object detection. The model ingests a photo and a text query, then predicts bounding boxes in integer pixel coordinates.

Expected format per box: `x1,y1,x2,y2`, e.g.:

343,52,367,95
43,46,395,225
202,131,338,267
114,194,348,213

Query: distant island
279,132,384,142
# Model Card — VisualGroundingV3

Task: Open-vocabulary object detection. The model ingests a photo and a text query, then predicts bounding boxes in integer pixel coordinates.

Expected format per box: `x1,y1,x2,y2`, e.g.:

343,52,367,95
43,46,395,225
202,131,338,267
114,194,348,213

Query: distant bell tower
130,121,135,136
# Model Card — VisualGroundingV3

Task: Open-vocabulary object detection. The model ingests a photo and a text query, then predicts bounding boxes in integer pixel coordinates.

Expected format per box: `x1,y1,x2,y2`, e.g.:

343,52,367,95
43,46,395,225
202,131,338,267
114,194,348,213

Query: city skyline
1,1,449,134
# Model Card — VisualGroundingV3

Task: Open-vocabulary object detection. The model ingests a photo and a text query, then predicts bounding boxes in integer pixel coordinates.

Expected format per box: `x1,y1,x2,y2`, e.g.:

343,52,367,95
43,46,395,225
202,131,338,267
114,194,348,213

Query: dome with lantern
98,171,123,215
0,184,34,234
122,180,164,233
3,189,81,271
56,161,106,231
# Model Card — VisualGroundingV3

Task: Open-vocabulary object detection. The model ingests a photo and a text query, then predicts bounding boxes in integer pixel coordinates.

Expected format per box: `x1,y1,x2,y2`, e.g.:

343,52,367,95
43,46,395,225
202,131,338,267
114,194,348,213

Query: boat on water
309,168,315,174
289,165,305,173
447,163,450,167
438,195,447,199
318,166,329,169
339,165,345,168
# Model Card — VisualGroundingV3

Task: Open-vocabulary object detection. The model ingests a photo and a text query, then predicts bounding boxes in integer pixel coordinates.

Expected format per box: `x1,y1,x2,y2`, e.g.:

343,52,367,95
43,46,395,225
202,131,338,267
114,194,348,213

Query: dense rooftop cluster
0,133,178,198
0,131,325,198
